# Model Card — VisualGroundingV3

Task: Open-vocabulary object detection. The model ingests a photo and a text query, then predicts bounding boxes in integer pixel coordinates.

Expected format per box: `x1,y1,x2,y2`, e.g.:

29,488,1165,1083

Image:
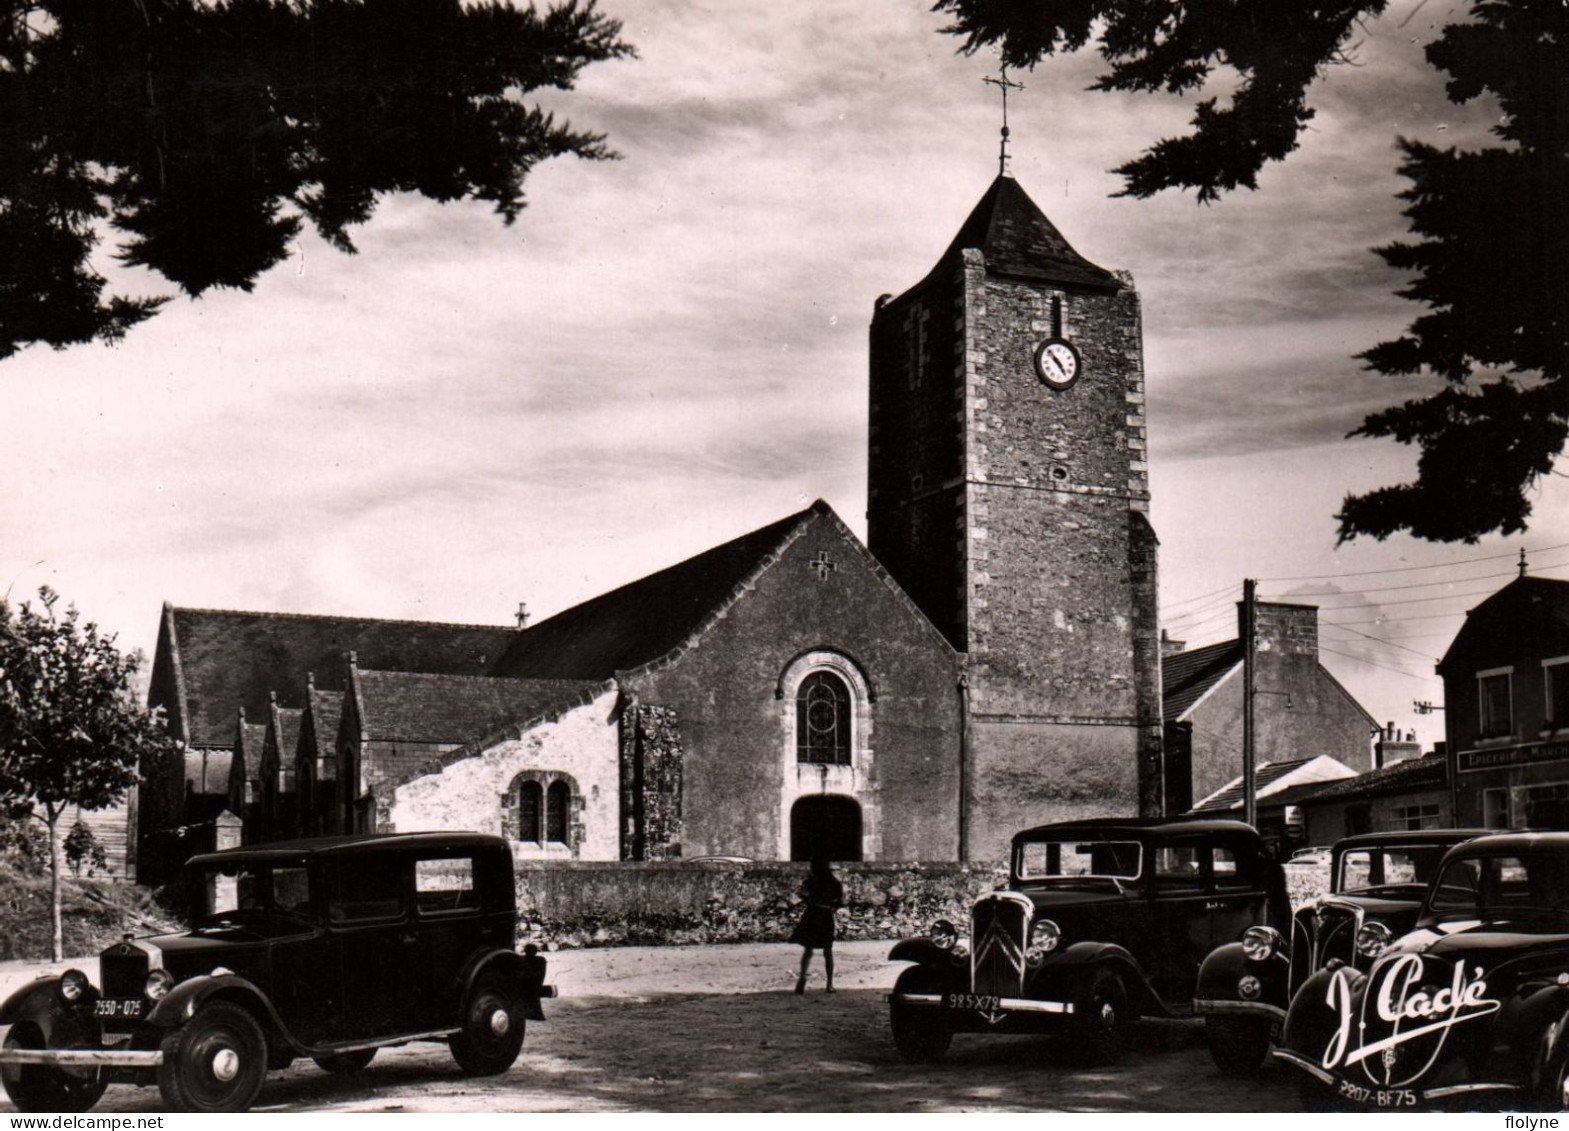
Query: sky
4,0,1565,754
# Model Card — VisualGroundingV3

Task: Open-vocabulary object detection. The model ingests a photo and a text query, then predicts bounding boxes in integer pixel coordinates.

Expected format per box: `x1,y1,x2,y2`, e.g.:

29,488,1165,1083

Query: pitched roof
303,687,344,763
351,669,600,744
236,721,268,779
1190,755,1359,814
937,175,1122,291
1162,639,1242,722
161,607,520,748
1292,755,1448,804
1438,576,1569,675
267,706,303,764
492,503,820,681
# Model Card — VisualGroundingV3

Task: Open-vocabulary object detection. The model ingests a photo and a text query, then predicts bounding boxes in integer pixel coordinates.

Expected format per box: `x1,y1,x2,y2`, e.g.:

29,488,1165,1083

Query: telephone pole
1242,578,1257,829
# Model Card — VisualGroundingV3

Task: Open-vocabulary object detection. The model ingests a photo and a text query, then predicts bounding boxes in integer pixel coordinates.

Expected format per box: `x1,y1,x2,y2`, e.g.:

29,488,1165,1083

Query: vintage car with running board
886,817,1290,1064
1275,831,1569,1110
1194,827,1487,1073
0,832,553,1113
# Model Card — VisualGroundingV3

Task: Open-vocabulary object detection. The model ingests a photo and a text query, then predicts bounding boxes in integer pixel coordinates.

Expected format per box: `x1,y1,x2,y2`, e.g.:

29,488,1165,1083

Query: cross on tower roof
983,67,1024,178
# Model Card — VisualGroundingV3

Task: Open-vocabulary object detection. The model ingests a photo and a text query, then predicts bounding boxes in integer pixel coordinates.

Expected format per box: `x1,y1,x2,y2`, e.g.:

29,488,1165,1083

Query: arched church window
546,780,570,843
518,780,543,842
797,670,851,765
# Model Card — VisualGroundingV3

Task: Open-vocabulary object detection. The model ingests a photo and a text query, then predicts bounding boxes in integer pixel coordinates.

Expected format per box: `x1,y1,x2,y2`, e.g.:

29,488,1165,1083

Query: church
135,169,1165,883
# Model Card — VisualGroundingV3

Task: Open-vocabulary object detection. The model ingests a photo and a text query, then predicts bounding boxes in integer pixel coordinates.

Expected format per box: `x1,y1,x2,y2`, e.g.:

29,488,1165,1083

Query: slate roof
1191,759,1312,813
303,687,344,763
1438,576,1569,676
1162,639,1243,723
492,503,819,681
1292,755,1448,805
236,721,268,780
268,706,303,766
161,606,521,749
936,175,1122,292
351,669,600,744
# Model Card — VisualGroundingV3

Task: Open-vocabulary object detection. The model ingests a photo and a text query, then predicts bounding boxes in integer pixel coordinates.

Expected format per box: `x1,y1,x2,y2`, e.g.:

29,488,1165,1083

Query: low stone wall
514,860,1007,949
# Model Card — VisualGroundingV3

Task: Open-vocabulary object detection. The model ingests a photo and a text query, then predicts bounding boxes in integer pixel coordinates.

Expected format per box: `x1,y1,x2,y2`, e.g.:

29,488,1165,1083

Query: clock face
1034,339,1081,389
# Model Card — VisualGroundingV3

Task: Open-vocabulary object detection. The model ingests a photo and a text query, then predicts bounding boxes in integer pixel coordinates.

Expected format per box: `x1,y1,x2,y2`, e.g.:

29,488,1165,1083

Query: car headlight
1029,919,1062,954
930,919,958,950
144,968,176,1001
1241,925,1283,962
59,968,89,1003
1355,922,1392,959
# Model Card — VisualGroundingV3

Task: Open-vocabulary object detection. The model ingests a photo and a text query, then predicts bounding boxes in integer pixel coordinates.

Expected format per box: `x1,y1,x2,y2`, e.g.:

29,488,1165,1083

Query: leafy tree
934,0,1568,542
0,587,178,959
63,818,107,877
1,0,633,359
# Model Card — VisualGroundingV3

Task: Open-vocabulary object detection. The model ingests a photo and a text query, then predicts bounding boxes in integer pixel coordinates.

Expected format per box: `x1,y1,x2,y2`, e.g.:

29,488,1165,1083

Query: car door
265,862,337,1045
1206,840,1270,950
411,853,488,1031
1148,838,1215,997
326,853,422,1039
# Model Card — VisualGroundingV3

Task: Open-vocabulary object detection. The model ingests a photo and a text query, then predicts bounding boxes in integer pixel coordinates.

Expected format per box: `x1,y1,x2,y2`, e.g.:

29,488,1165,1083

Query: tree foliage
0,0,633,359
934,0,1569,543
0,586,179,958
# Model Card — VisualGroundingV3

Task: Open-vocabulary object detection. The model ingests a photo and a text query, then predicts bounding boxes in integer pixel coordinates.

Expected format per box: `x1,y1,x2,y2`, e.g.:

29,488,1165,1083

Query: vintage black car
0,832,553,1113
886,818,1289,1064
1194,828,1486,1074
1275,831,1569,1110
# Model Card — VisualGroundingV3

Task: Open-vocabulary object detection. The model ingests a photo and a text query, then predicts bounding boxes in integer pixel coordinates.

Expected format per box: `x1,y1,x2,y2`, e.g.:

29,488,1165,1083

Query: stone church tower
868,173,1164,858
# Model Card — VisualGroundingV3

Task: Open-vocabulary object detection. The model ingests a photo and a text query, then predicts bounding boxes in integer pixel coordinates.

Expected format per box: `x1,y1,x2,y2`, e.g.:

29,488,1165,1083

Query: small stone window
505,770,582,852
518,780,543,842
546,780,570,844
797,670,851,765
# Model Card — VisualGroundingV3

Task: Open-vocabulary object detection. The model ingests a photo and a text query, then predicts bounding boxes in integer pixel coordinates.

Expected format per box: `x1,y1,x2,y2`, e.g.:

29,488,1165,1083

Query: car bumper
884,992,1074,1015
1192,998,1285,1021
0,1024,162,1069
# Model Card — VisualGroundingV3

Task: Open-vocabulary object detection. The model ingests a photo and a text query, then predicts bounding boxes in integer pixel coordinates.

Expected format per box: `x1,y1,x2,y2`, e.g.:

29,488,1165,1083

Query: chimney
1243,602,1319,658
1160,629,1186,657
1376,727,1423,767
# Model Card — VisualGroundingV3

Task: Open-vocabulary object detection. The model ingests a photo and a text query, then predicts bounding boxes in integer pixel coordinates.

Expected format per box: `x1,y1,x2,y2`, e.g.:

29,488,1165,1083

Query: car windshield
1427,851,1569,921
1336,844,1449,895
1017,839,1141,883
195,862,313,923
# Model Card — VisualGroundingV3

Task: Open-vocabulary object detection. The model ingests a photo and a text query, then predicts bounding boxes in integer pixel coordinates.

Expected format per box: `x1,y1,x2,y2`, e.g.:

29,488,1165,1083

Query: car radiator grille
1309,903,1360,973
971,896,1029,997
99,948,149,999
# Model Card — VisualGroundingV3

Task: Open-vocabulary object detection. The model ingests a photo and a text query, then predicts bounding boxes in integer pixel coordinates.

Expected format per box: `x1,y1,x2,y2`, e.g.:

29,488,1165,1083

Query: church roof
157,606,520,749
493,503,822,681
349,668,599,744
1162,639,1243,722
236,721,268,780
939,175,1122,292
304,686,344,764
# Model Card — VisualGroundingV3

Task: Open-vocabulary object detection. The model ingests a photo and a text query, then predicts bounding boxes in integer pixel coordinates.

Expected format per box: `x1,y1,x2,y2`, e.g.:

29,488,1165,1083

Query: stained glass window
797,671,851,764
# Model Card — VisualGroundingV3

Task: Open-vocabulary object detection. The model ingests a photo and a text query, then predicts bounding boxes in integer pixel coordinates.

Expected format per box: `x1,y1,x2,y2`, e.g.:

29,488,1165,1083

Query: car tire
1205,1015,1272,1074
0,1023,107,1113
312,1049,377,1075
449,973,524,1076
1069,968,1129,1066
889,967,952,1064
155,1001,269,1113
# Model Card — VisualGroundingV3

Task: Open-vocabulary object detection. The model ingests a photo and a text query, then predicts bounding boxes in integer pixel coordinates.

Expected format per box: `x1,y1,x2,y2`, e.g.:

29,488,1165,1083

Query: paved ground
0,942,1301,1112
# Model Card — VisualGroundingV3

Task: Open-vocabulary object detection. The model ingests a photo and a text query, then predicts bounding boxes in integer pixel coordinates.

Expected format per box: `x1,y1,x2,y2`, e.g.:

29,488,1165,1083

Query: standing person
790,852,844,994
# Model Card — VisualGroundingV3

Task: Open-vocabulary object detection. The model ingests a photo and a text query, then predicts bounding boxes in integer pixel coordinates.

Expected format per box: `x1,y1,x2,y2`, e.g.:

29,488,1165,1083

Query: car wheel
312,1049,376,1075
449,973,524,1076
1069,968,1129,1065
889,967,952,1064
155,1001,269,1113
0,1023,107,1113
1205,1015,1272,1075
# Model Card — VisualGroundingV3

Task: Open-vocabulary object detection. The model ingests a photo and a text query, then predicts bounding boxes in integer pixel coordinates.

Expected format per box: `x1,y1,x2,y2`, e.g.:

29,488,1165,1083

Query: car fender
1513,987,1569,1100
458,948,552,1022
1029,941,1168,1017
1196,942,1289,1014
145,973,297,1048
888,938,955,968
0,977,96,1047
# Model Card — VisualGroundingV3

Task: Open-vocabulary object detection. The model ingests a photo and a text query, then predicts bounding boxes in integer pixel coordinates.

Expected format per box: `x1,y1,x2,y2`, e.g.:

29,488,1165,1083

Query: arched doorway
790,795,862,862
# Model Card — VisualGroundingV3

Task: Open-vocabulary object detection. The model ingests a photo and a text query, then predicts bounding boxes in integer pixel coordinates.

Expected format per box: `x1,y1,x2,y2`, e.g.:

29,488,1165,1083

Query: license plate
93,999,142,1020
945,993,1000,1012
1336,1078,1416,1108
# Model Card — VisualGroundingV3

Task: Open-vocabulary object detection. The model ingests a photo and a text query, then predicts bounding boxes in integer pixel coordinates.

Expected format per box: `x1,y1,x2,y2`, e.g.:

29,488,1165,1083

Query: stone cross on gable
807,550,838,581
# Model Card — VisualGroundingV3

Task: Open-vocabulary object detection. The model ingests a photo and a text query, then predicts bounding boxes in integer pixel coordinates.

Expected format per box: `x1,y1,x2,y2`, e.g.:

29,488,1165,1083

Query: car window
1017,840,1141,881
1153,845,1205,889
200,862,312,918
329,857,406,923
416,857,479,915
1212,846,1253,890
1429,853,1569,918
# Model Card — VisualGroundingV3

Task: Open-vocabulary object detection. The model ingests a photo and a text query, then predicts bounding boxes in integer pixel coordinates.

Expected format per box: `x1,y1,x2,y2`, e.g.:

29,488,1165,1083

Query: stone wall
513,860,1007,949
